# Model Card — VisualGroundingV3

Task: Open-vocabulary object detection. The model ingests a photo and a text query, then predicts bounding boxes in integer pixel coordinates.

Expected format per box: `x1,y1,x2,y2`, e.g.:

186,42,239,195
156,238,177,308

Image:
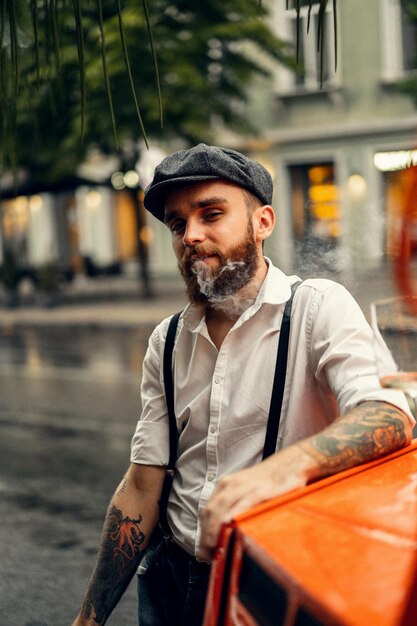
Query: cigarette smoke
192,259,259,318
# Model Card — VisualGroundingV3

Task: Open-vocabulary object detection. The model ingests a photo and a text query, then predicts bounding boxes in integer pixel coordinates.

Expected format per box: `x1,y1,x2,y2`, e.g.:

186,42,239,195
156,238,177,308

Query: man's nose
183,219,206,246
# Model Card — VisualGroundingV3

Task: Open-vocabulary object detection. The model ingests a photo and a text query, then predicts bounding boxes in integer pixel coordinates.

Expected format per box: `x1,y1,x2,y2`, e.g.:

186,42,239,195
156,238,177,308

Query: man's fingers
200,477,264,551
200,500,233,548
199,465,282,550
197,545,214,561
200,482,240,548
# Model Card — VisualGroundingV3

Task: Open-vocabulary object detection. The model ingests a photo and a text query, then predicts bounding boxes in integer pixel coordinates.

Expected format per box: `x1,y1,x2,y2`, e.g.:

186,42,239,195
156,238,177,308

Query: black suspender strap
262,280,302,459
159,311,182,536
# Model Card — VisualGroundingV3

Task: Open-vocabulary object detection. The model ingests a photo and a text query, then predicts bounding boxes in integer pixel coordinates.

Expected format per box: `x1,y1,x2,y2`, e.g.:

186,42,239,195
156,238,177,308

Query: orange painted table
204,441,417,626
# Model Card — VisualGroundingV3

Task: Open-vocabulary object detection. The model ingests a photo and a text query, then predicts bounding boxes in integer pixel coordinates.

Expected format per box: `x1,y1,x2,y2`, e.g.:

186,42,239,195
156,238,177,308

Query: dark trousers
137,532,211,626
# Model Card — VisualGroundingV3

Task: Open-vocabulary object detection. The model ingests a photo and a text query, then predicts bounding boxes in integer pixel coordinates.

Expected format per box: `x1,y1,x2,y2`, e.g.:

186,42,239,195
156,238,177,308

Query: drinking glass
370,295,417,420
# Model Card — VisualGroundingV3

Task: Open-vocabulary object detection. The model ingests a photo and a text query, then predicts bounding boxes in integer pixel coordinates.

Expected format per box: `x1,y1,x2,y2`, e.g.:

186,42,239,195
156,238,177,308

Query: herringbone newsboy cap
143,143,273,222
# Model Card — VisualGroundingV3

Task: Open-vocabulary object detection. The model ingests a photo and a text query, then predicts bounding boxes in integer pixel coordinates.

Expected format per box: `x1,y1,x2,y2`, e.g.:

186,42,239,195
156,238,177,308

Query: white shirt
131,261,413,556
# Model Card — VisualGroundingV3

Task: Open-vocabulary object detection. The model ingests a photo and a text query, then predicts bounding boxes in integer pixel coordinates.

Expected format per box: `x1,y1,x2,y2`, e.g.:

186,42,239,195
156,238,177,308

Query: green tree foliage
398,1,417,103
402,0,417,20
0,0,299,184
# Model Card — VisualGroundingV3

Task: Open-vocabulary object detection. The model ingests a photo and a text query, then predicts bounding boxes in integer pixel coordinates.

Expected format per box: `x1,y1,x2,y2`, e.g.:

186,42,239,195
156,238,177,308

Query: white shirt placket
195,337,229,551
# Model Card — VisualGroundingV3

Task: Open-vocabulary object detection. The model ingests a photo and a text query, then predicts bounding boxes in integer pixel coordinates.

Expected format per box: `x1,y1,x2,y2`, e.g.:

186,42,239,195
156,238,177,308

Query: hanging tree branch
116,0,149,149
72,0,86,139
97,0,119,149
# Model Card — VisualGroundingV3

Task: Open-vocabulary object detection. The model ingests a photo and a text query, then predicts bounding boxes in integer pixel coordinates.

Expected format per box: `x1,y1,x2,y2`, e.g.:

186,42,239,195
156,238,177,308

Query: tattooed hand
199,401,412,561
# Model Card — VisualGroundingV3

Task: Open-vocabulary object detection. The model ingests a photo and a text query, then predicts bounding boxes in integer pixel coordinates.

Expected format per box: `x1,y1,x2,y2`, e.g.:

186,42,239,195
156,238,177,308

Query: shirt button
207,473,215,482
214,376,222,384
210,425,217,434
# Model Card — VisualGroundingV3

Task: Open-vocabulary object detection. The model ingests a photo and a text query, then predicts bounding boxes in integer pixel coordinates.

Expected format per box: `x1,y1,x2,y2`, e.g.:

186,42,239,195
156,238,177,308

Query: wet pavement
0,327,153,626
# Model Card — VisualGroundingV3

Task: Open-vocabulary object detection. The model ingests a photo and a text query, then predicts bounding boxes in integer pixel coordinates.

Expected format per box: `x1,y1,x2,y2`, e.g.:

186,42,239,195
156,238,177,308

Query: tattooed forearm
298,402,409,476
80,505,146,625
110,507,145,575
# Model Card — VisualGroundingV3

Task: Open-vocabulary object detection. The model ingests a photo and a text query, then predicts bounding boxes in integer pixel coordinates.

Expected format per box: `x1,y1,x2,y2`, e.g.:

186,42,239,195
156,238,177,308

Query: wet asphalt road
0,326,153,626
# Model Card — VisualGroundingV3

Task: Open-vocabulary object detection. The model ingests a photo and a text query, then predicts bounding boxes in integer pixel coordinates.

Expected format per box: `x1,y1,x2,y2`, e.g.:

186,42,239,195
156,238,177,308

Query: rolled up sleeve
130,320,171,465
309,282,414,426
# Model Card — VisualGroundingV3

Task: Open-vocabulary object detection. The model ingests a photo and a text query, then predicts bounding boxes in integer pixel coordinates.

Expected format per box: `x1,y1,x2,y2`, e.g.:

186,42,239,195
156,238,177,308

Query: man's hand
199,445,313,560
199,401,412,561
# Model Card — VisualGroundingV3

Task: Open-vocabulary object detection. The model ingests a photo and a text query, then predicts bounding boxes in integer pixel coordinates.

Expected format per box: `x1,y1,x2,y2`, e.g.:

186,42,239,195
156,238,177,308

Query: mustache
181,245,223,264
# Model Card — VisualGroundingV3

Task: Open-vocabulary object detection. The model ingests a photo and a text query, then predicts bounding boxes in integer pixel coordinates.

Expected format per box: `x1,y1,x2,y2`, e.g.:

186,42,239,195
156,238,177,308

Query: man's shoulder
153,311,183,336
266,263,351,303
292,278,358,314
297,277,352,297
152,307,191,343
144,313,183,362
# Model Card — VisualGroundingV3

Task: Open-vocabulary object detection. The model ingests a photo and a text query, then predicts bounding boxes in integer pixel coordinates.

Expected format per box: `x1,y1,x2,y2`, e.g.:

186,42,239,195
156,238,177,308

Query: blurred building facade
1,0,417,287
236,0,417,277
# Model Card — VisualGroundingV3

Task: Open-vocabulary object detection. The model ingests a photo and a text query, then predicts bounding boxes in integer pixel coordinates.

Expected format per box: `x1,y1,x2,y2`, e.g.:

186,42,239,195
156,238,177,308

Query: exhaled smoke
192,259,259,318
192,259,245,297
209,287,260,318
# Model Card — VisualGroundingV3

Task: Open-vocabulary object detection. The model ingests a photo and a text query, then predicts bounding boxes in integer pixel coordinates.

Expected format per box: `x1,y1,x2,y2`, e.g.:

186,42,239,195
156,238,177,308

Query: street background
0,264,400,626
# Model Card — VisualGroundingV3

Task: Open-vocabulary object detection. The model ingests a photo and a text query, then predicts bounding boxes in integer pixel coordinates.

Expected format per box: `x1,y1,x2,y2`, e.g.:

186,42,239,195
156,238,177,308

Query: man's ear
253,205,275,242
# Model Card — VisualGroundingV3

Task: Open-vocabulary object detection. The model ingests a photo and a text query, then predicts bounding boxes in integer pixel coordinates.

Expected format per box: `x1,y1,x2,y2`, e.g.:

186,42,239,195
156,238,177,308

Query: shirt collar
181,258,299,331
261,257,298,305
182,302,206,333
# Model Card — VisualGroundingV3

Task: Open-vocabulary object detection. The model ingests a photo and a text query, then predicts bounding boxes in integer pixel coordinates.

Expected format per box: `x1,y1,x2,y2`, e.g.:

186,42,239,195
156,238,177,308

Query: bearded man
72,144,414,626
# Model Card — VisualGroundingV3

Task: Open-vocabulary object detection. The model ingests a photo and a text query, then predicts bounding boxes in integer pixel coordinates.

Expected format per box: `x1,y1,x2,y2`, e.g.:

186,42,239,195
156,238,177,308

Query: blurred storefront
0,182,138,282
288,162,340,273
374,150,417,259
0,139,180,294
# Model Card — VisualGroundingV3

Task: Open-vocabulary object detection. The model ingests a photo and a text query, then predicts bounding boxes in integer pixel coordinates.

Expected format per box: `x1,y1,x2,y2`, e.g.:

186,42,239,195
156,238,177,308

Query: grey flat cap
143,143,273,222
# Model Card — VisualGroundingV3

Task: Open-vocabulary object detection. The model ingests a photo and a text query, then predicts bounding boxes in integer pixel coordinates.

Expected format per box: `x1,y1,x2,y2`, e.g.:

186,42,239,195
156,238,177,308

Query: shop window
374,149,417,259
402,14,417,72
289,162,340,272
381,168,417,259
0,197,30,265
115,190,138,261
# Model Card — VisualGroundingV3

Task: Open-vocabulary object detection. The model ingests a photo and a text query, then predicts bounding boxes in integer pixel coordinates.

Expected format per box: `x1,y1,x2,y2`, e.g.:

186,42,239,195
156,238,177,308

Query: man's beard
178,220,259,308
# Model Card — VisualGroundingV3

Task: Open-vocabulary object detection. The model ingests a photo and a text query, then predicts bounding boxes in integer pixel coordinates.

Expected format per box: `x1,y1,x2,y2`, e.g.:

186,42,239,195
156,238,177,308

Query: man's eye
205,211,222,221
170,221,185,233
